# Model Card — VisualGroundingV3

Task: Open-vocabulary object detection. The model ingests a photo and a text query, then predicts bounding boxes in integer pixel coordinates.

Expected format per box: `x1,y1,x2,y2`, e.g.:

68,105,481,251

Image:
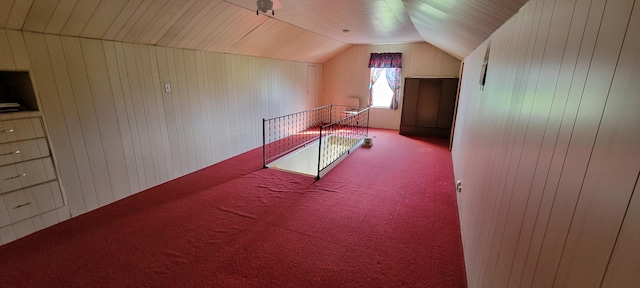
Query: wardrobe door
400,78,420,126
437,78,458,129
415,79,442,127
400,78,458,138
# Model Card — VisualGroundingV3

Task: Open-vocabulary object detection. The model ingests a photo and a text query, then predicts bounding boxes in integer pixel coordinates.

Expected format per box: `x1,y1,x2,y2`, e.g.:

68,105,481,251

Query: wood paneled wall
0,29,320,222
320,43,460,130
452,0,640,286
0,29,71,244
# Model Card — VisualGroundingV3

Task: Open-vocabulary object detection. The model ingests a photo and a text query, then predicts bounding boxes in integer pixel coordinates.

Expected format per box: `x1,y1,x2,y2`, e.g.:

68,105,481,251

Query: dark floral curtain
368,53,402,68
385,68,401,110
369,68,384,108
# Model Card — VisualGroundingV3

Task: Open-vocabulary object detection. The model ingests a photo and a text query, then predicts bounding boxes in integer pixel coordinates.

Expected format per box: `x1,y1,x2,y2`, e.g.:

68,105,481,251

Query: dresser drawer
0,158,56,194
0,114,68,245
0,181,63,227
0,138,50,166
0,118,45,144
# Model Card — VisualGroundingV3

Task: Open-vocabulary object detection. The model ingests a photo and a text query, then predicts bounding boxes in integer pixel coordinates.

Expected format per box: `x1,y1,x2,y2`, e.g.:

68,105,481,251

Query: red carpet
0,129,467,287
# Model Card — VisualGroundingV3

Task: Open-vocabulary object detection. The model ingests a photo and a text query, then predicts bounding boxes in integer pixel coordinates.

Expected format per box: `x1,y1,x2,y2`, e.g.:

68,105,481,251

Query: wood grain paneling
0,28,320,244
5,30,31,69
81,39,131,202
321,43,460,130
43,0,78,35
60,0,100,36
62,36,115,207
0,0,349,64
400,78,419,126
508,0,587,285
79,0,129,39
0,29,322,243
0,29,16,69
43,34,98,212
404,0,524,59
554,1,640,285
602,175,640,288
0,0,14,27
0,0,528,62
0,31,74,244
3,0,33,30
598,7,640,286
436,78,457,128
103,41,140,194
415,80,440,127
487,0,559,286
533,0,633,286
22,0,58,33
452,0,640,286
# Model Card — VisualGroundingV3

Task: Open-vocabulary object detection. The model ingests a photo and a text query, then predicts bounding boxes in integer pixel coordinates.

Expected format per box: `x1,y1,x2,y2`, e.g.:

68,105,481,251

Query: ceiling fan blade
272,0,283,9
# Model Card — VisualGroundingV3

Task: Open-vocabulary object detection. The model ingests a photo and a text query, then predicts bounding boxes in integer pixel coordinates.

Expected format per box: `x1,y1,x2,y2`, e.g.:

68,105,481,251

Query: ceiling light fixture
256,0,283,16
257,0,273,15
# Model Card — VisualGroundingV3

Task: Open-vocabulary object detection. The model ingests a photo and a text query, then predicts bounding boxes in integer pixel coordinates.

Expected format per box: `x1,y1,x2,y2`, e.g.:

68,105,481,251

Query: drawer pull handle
13,201,35,209
4,173,27,181
0,150,20,156
1,129,14,134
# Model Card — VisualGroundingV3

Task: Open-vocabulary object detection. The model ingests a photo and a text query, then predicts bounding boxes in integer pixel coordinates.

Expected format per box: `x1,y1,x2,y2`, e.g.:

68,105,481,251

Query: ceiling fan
256,0,283,15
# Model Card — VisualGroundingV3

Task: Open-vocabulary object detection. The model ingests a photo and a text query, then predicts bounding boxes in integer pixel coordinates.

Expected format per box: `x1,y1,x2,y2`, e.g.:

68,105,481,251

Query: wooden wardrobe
400,77,459,138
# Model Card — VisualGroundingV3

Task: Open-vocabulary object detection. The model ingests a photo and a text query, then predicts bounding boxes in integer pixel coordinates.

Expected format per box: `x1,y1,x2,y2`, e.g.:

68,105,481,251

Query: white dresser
0,112,67,244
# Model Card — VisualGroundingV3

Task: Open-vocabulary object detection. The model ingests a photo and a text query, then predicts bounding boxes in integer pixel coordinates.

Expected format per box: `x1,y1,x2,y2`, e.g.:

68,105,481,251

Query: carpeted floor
0,128,467,287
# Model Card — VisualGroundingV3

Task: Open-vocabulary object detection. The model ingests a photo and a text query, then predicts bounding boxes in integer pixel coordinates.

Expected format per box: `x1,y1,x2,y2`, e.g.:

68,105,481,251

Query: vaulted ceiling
0,0,526,63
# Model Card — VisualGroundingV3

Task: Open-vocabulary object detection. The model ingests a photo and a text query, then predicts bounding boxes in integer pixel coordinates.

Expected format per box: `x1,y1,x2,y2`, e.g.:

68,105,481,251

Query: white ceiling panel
225,0,425,44
1,0,526,62
404,0,525,58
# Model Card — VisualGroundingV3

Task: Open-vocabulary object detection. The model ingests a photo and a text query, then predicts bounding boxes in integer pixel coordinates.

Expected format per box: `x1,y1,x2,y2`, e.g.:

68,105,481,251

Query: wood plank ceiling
0,0,526,63
403,0,528,59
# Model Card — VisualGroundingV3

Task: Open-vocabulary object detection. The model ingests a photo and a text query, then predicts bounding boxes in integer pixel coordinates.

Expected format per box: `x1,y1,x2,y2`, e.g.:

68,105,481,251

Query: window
368,53,402,110
370,68,399,108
